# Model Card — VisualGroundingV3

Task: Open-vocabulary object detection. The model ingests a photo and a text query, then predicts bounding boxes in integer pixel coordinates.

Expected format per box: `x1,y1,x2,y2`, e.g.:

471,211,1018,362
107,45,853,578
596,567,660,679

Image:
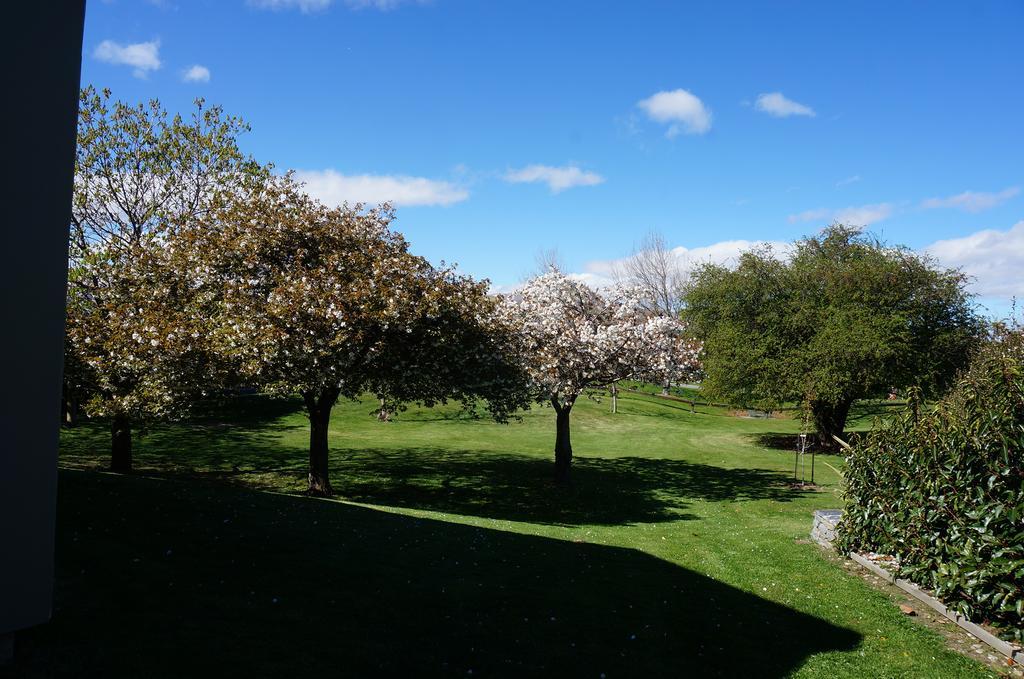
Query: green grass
9,391,995,677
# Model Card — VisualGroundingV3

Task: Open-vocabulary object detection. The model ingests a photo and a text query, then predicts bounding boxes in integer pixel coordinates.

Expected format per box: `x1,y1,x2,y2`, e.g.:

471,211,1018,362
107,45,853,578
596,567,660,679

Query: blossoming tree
499,272,701,483
177,173,529,496
66,86,259,471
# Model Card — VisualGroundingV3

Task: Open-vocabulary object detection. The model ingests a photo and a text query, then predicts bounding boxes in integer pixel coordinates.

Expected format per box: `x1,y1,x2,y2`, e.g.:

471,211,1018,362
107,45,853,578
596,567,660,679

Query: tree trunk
552,397,573,484
810,399,852,451
110,413,132,472
304,388,340,497
610,383,618,414
61,384,78,427
377,398,391,422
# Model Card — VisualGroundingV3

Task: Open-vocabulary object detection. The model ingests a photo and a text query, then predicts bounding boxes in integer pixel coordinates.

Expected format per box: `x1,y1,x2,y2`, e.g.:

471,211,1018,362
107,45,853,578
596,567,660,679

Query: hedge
836,327,1024,641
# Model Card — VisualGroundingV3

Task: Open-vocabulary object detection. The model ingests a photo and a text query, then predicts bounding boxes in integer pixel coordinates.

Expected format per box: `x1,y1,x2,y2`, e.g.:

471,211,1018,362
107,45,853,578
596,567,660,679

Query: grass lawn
8,391,995,677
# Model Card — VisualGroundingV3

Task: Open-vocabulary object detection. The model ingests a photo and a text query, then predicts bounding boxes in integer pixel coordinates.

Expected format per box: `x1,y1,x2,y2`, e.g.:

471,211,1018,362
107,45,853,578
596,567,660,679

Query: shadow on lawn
58,395,307,474
70,442,807,526
59,395,808,527
331,450,808,526
7,470,861,678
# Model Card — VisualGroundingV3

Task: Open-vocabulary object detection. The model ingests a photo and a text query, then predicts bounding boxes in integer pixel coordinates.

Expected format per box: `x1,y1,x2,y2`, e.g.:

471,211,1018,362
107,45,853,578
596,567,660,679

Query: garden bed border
847,551,1023,665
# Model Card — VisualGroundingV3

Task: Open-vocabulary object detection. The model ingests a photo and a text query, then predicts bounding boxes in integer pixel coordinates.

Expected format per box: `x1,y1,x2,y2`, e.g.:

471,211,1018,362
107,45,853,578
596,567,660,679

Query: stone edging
847,551,1023,665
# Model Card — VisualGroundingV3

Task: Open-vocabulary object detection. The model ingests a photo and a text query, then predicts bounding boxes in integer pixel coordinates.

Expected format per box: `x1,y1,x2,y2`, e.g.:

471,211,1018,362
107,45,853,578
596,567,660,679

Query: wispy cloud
921,187,1019,213
344,0,423,7
788,203,893,226
754,92,815,118
833,203,893,226
248,0,332,10
248,0,422,11
787,208,831,223
294,169,468,207
926,221,1024,300
93,39,161,78
836,175,861,187
578,239,793,289
181,64,210,83
501,224,1024,313
637,89,712,137
504,164,605,193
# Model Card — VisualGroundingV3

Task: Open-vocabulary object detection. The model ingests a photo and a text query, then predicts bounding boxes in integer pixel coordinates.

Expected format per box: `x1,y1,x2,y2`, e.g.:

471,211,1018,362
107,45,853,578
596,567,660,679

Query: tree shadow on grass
104,444,810,526
330,449,810,526
58,395,307,475
59,395,809,527
62,433,808,528
8,470,861,678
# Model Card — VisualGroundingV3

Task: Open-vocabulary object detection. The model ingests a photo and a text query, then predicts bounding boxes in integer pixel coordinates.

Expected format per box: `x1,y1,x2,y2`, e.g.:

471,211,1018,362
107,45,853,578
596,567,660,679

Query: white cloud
93,40,161,78
248,0,332,10
181,64,210,83
834,203,893,225
787,208,832,223
249,0,420,10
921,187,1019,213
501,226,1024,310
836,175,861,187
580,238,792,289
754,92,816,118
788,202,893,226
925,221,1024,299
637,89,712,136
344,0,418,7
566,272,616,289
504,164,605,193
293,169,468,207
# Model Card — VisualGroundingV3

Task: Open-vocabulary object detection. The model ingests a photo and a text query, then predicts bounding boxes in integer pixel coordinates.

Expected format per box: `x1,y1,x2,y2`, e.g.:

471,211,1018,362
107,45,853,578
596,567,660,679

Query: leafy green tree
175,172,529,496
684,225,981,448
67,86,262,471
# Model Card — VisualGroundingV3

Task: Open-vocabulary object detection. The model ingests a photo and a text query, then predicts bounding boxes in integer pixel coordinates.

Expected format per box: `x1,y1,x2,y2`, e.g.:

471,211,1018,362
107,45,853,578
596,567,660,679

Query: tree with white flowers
175,172,529,496
67,85,261,471
499,272,701,483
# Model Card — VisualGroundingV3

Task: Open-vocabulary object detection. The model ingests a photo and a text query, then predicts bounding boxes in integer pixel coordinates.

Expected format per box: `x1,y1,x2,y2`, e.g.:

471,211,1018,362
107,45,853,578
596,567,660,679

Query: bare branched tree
613,232,694,394
613,232,687,317
533,247,565,275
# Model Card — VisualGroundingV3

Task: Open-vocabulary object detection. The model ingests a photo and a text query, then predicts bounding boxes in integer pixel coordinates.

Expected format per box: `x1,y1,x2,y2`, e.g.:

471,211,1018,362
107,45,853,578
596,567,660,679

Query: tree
66,86,259,471
532,248,565,276
500,272,699,482
613,232,686,317
684,225,981,448
176,173,528,496
614,232,692,394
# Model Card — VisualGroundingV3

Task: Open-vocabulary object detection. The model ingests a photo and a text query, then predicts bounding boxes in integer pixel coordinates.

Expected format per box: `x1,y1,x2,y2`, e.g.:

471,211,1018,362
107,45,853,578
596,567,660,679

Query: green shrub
836,327,1024,641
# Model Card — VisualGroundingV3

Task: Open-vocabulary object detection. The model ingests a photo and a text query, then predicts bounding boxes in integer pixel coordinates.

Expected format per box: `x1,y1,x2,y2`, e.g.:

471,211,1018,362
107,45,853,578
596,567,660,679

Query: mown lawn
7,391,994,677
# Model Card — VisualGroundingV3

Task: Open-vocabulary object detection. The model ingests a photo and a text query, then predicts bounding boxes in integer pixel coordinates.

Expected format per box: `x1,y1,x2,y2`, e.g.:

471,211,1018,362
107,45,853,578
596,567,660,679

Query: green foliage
836,326,1024,640
684,225,981,443
68,85,263,425
175,171,529,420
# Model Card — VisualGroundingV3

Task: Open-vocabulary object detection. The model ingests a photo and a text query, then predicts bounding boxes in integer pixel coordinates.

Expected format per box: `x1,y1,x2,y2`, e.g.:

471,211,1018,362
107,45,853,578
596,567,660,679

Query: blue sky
83,0,1023,315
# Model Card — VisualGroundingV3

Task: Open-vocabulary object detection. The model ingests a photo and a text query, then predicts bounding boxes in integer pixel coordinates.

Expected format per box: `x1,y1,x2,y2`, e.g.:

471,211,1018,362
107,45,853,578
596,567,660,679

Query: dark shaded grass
6,470,859,678
38,392,992,677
